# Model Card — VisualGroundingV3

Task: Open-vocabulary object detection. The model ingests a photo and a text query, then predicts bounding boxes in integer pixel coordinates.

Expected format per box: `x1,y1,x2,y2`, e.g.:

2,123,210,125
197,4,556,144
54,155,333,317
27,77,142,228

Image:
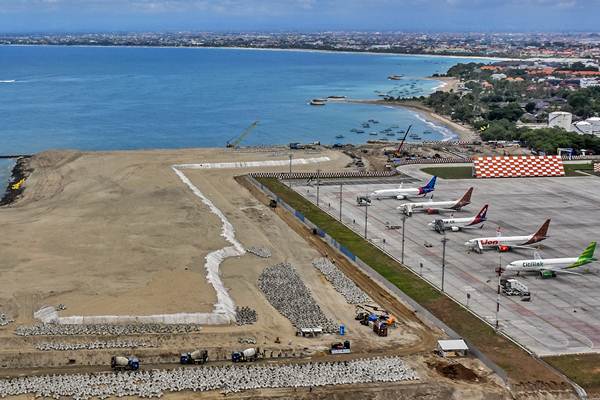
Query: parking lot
294,172,600,356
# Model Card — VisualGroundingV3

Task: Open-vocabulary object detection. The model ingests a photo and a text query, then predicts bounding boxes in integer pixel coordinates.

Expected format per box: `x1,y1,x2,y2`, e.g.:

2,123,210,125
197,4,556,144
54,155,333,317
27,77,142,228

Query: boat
369,132,378,136
327,95,346,100
355,130,365,134
350,128,359,133
310,99,327,106
335,134,345,139
368,119,379,124
362,123,370,128
388,75,403,80
386,132,395,136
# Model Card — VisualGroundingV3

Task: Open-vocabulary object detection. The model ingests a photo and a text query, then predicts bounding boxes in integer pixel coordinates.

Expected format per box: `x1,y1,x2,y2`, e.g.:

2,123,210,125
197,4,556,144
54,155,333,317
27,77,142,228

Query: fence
249,170,399,179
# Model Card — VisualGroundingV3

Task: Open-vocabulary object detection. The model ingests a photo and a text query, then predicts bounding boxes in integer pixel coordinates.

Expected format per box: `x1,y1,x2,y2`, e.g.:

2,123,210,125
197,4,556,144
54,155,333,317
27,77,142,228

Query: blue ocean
0,46,485,185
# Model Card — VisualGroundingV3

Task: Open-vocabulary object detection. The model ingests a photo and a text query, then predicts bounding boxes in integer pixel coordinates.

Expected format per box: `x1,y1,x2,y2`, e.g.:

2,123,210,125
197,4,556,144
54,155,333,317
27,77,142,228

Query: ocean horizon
0,45,488,186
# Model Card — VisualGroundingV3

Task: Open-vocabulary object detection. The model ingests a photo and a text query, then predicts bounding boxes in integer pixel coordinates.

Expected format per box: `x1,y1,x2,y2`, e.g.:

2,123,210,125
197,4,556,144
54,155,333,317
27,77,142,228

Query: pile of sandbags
36,340,157,351
235,306,257,325
15,323,202,336
246,247,272,258
0,356,418,398
258,263,337,333
312,258,372,304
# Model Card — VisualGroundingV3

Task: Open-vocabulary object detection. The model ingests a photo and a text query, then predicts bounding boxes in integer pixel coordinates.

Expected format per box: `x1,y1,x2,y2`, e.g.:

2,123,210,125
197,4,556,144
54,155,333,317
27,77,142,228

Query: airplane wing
544,269,584,276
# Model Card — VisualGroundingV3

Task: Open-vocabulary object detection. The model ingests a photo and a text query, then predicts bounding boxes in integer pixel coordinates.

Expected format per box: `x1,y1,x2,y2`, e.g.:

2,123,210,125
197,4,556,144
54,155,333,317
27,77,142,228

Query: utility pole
339,183,343,222
441,235,448,292
401,213,406,264
364,199,368,239
316,169,320,207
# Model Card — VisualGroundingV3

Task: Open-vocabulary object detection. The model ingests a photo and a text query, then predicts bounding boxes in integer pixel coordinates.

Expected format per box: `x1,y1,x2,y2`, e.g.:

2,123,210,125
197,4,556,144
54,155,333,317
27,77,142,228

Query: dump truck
111,356,140,371
180,349,209,365
231,347,258,363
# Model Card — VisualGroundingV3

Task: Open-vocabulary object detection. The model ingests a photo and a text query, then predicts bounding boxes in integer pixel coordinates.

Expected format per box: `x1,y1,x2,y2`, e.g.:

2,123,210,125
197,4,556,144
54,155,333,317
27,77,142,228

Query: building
580,78,600,88
490,73,507,81
548,111,573,131
436,339,469,357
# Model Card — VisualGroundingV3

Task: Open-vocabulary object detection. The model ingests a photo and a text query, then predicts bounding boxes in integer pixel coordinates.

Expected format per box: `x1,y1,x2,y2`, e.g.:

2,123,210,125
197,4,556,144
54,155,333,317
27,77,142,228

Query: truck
111,356,140,371
500,278,530,296
231,347,258,363
180,349,209,365
373,320,388,337
330,340,351,355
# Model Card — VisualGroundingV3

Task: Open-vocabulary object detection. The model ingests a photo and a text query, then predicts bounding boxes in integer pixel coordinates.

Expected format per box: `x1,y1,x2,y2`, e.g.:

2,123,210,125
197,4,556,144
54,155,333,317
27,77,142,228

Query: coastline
0,43,510,61
348,98,477,142
0,157,31,206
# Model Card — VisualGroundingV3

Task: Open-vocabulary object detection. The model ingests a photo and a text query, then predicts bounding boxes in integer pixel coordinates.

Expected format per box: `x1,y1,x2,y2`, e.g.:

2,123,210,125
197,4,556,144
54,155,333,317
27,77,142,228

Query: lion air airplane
428,204,488,233
397,187,473,216
504,242,597,277
464,219,551,253
369,176,436,200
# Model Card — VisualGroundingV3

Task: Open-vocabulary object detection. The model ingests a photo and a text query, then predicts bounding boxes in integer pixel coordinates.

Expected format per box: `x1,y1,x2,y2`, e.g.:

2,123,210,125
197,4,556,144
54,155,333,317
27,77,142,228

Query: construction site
0,140,593,399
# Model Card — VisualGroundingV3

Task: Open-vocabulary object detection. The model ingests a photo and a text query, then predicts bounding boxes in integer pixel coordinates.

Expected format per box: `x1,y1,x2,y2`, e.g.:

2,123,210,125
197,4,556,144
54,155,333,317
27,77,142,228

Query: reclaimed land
420,163,594,179
545,354,600,396
255,177,575,392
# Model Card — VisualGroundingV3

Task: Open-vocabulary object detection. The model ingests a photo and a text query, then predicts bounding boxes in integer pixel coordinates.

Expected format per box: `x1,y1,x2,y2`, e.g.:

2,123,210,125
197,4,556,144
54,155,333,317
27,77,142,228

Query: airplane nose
464,241,471,246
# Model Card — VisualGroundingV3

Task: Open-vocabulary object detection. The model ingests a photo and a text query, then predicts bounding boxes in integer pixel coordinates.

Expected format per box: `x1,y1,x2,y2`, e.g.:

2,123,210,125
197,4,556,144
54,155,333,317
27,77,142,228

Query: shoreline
0,156,31,206
348,99,477,142
0,43,510,61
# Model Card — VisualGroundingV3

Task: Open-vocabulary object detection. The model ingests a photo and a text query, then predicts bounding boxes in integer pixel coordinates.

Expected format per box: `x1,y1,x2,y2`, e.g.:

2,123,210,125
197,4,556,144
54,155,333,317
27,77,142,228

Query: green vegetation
256,176,570,386
545,354,600,395
421,166,474,179
409,63,600,155
564,162,594,176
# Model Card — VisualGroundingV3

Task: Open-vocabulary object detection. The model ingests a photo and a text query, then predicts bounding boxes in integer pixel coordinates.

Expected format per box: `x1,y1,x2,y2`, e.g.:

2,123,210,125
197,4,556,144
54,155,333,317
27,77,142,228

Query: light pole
316,169,321,207
364,199,368,239
401,213,406,264
441,235,448,292
339,183,343,222
288,153,293,188
495,253,502,330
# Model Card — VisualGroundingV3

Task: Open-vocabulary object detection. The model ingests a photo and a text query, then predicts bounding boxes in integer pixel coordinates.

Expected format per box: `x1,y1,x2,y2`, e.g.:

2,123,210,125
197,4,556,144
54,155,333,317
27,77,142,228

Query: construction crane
393,124,412,157
226,121,259,149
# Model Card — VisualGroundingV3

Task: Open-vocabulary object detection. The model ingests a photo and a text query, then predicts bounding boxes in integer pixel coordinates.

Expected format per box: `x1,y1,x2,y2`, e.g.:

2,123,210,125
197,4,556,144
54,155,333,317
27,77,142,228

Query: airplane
503,242,597,277
397,187,473,216
428,204,488,233
464,219,551,253
369,176,436,200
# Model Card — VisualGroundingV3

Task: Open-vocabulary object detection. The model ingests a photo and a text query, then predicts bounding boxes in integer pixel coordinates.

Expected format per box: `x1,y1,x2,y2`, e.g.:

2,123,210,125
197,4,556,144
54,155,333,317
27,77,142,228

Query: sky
1,0,600,33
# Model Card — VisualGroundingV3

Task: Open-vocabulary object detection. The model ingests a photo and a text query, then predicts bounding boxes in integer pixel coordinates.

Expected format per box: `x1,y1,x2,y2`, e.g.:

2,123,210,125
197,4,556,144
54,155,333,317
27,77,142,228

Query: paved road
295,172,600,356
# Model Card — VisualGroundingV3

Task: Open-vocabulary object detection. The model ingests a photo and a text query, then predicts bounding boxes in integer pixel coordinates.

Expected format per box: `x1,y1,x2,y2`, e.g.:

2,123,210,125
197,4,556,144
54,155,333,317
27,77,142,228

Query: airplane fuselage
505,257,577,273
371,188,425,200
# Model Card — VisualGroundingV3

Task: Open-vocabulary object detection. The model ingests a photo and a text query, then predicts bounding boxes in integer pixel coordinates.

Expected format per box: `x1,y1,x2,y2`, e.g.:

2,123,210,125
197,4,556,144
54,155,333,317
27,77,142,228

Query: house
491,73,507,81
436,340,469,357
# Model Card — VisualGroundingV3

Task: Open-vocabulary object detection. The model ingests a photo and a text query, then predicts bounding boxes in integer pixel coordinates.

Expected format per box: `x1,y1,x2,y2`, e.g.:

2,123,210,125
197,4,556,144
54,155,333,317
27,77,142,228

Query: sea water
0,46,489,157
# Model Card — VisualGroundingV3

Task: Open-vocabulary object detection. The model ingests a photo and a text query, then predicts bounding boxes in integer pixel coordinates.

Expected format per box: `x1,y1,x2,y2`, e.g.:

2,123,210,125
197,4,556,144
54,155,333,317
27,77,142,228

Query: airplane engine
451,226,460,232
425,208,439,215
498,245,510,252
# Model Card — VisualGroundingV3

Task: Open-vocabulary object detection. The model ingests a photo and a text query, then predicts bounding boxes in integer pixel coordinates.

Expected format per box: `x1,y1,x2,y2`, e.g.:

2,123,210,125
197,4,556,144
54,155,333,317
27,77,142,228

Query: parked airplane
428,204,488,233
504,242,597,277
398,187,473,216
464,219,551,253
369,176,436,200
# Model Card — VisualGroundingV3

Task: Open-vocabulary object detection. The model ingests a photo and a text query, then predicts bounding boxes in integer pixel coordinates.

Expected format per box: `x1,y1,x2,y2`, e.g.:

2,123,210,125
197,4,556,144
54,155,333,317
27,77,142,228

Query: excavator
226,121,259,149
384,125,412,159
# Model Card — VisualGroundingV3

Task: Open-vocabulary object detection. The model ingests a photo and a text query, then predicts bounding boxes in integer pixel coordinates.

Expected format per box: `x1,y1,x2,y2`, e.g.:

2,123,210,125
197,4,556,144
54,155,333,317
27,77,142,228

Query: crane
393,124,412,157
226,121,259,149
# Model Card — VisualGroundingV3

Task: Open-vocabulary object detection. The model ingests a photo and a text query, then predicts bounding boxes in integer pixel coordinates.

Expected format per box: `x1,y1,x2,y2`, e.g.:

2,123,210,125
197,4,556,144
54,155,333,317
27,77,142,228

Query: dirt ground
0,146,533,399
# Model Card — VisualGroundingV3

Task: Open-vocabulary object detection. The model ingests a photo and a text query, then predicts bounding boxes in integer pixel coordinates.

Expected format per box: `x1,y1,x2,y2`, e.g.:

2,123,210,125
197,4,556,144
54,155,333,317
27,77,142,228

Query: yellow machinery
226,121,259,149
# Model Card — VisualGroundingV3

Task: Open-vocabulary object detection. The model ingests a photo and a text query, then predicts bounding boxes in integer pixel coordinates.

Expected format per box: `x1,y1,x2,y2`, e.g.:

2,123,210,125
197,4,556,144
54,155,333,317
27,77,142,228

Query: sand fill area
0,148,347,324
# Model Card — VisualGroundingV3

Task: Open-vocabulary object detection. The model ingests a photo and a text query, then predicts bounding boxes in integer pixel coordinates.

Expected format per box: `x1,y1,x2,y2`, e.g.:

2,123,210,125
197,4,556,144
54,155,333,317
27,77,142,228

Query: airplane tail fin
454,187,473,208
421,176,437,192
568,242,597,269
474,204,488,222
530,219,551,243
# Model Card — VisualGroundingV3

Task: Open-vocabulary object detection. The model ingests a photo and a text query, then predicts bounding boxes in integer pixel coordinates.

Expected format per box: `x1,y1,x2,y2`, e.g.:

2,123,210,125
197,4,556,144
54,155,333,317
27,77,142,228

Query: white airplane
397,187,473,216
504,242,597,277
428,204,488,233
369,176,436,200
464,219,551,253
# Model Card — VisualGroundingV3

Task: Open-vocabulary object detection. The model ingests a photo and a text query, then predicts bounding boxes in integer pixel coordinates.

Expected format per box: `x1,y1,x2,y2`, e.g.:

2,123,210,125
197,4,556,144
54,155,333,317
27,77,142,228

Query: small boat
368,119,380,124
350,128,359,133
388,75,403,80
310,99,327,106
369,132,378,136
335,134,345,139
386,132,395,136
327,95,346,100
355,130,365,134
362,123,370,128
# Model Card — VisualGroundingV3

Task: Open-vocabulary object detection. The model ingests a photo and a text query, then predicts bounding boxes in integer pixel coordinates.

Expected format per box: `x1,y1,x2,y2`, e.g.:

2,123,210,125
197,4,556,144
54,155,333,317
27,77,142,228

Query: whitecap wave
0,80,16,83
411,111,458,142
